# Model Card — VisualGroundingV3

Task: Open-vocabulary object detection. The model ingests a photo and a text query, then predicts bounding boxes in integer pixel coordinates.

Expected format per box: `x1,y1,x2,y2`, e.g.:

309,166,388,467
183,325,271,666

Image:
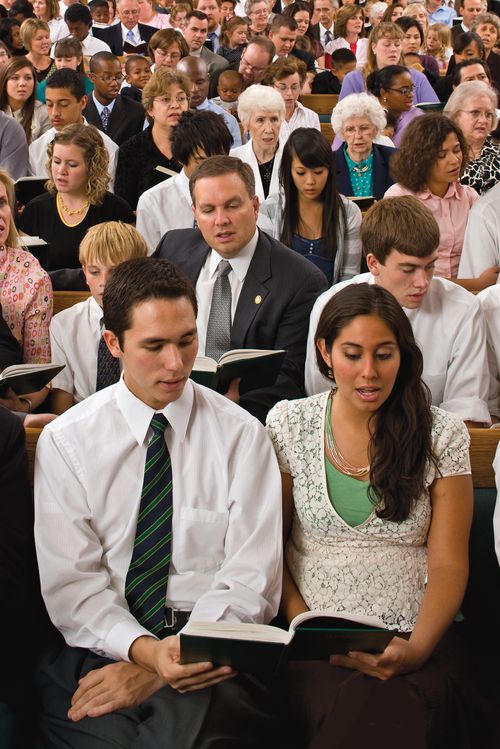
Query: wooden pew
469,427,500,487
53,290,91,316
299,94,338,116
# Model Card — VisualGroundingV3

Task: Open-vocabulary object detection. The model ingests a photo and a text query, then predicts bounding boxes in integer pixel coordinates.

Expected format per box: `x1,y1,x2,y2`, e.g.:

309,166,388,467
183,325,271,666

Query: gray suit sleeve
0,115,28,180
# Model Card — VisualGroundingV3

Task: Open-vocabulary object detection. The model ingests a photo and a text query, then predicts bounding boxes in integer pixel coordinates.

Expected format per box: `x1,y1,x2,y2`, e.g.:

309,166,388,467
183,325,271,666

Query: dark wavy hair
390,113,468,192
315,283,433,522
279,128,346,263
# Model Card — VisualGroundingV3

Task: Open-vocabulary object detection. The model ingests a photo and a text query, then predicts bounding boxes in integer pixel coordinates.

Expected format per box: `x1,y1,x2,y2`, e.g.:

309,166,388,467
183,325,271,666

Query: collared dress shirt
477,285,500,417
196,229,259,355
136,169,194,253
459,181,500,279
49,295,104,403
279,102,320,142
305,272,490,424
427,4,457,27
35,376,283,662
384,181,479,279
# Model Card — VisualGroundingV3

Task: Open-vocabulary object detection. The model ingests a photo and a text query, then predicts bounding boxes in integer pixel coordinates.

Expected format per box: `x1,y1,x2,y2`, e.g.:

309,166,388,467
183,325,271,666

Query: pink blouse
0,245,53,363
384,182,479,279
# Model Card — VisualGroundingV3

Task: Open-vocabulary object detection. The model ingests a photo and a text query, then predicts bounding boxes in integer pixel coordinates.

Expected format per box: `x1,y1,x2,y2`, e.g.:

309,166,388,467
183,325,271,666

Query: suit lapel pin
254,295,262,305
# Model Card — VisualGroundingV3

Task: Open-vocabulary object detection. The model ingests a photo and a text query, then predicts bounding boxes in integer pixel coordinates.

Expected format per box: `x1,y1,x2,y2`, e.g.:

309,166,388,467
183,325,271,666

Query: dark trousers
36,644,279,749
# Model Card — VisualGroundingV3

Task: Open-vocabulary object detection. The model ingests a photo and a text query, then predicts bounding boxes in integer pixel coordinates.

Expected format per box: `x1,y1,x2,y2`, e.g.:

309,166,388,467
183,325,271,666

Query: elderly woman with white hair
232,84,286,200
332,92,396,199
444,80,500,195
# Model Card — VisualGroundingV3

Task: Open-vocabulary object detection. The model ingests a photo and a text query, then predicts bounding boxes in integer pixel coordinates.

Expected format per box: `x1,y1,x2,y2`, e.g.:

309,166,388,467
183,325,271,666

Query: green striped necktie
125,413,173,636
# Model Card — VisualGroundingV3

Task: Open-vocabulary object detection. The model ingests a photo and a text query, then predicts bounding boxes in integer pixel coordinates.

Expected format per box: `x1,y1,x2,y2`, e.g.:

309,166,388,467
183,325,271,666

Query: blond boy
49,222,147,413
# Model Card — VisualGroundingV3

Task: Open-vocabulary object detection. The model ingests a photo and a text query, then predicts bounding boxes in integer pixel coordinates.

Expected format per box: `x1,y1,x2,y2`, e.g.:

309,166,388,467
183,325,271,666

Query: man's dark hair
451,57,491,87
172,110,233,166
103,258,198,346
245,35,275,60
64,3,92,25
330,47,356,69
89,50,120,72
124,53,149,74
186,10,208,23
9,0,35,19
45,68,86,100
270,14,298,33
395,16,424,45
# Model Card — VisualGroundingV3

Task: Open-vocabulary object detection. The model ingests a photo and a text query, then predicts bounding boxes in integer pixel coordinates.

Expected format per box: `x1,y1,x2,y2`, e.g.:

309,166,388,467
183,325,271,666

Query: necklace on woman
325,391,370,478
57,193,89,216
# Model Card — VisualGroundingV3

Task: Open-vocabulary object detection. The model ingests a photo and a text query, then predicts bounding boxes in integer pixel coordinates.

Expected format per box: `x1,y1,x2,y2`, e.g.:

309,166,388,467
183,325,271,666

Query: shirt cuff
104,618,159,662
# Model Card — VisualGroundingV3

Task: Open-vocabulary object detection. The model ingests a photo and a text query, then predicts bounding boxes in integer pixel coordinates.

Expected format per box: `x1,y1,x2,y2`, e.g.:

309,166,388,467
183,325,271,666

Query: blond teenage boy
49,222,147,413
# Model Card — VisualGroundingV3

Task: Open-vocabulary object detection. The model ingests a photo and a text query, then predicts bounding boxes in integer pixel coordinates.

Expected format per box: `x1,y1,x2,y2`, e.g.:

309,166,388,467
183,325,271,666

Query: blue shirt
291,235,333,286
427,4,457,27
200,98,242,148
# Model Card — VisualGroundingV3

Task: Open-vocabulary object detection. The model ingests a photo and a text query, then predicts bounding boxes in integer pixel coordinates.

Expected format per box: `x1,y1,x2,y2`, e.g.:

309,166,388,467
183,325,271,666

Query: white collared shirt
29,119,119,190
136,169,194,253
459,181,500,280
49,296,105,403
280,102,321,142
196,229,259,356
304,272,490,424
34,376,282,662
319,23,335,48
477,285,500,417
81,33,112,54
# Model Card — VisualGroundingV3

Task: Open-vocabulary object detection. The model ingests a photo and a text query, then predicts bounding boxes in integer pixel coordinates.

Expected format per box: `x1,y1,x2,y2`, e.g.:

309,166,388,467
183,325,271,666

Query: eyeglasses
251,8,268,14
274,83,301,93
460,109,494,121
343,124,373,135
240,55,267,73
154,95,189,106
121,9,140,15
155,49,181,60
386,85,415,96
95,73,124,83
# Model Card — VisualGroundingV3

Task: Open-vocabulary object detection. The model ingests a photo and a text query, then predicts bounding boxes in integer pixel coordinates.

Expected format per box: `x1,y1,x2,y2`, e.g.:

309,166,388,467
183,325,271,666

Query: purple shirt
339,68,439,105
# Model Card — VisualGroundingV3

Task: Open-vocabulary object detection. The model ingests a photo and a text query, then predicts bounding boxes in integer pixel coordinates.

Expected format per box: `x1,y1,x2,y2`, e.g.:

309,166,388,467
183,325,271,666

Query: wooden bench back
299,94,338,115
53,291,91,316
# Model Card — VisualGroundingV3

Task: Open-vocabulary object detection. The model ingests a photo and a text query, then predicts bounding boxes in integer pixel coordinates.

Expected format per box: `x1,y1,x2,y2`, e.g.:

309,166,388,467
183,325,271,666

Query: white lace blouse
266,392,471,631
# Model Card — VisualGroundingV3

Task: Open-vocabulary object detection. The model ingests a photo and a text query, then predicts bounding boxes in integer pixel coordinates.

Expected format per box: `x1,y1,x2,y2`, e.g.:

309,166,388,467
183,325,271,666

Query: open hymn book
190,349,285,395
180,610,396,678
0,363,65,395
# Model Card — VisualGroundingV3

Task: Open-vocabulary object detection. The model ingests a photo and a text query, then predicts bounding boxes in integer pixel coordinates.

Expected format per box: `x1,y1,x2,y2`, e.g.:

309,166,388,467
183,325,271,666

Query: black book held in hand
0,362,65,396
122,40,148,55
15,176,47,206
180,611,397,679
190,349,286,395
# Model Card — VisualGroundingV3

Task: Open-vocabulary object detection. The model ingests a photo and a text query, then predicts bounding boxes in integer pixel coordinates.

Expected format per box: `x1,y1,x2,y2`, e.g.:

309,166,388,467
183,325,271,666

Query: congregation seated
237,35,275,89
210,69,244,117
36,35,94,104
136,109,233,252
305,196,490,427
155,155,327,423
49,221,148,414
331,93,396,200
312,47,356,94
282,1,325,66
338,23,439,105
396,16,440,83
471,12,500,90
260,127,362,286
459,180,500,280
0,56,51,143
231,84,285,200
385,113,478,282
20,124,134,282
63,2,112,55
91,0,157,56
148,27,189,72
114,67,190,210
324,4,368,69
216,15,249,68
262,56,320,142
120,53,151,102
83,50,146,146
444,80,500,195
28,68,119,187
33,0,68,44
20,17,55,83
434,55,493,103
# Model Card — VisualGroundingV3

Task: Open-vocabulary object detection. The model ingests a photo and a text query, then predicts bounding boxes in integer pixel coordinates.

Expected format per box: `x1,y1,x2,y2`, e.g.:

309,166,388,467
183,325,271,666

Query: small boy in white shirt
49,222,147,414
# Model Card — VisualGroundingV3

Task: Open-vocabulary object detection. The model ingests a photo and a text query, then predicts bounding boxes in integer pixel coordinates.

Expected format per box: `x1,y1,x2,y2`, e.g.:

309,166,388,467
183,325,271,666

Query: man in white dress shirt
35,257,283,748
29,68,118,185
458,181,500,280
64,2,112,54
136,109,233,252
305,196,490,426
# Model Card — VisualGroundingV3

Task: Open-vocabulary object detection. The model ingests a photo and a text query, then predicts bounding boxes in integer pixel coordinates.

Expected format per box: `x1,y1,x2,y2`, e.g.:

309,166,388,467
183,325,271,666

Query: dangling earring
327,367,334,381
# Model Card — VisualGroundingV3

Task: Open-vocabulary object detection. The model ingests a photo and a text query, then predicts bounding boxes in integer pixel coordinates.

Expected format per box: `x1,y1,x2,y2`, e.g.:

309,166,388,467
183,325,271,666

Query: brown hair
390,113,469,192
335,4,365,40
0,56,36,142
263,55,307,85
141,67,191,112
361,196,440,263
189,154,256,203
219,15,248,47
45,123,110,204
148,28,189,61
364,22,404,78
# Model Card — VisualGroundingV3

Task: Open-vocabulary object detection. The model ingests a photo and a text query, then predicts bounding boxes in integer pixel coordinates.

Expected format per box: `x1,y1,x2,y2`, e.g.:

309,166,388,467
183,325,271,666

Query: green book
0,362,65,396
190,349,286,395
180,611,397,679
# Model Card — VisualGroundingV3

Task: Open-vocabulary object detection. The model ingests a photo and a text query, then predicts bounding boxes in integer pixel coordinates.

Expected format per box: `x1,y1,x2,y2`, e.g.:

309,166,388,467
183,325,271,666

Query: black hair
124,53,150,74
330,47,356,68
8,0,34,19
451,57,491,87
64,3,92,25
366,64,411,97
453,30,485,56
89,50,120,72
172,110,233,165
186,10,209,22
88,0,109,8
315,282,433,523
45,67,85,99
279,128,346,265
395,15,424,45
103,258,198,346
0,18,21,51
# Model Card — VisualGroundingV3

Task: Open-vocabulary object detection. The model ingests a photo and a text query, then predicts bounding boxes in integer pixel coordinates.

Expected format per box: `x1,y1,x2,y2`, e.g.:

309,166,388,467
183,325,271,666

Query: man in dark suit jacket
269,14,316,71
92,0,156,55
84,51,145,146
155,156,327,423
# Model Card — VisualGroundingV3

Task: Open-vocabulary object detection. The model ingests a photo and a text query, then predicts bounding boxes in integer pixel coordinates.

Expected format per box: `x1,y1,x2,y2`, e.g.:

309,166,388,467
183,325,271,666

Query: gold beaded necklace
325,390,370,479
57,193,90,216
